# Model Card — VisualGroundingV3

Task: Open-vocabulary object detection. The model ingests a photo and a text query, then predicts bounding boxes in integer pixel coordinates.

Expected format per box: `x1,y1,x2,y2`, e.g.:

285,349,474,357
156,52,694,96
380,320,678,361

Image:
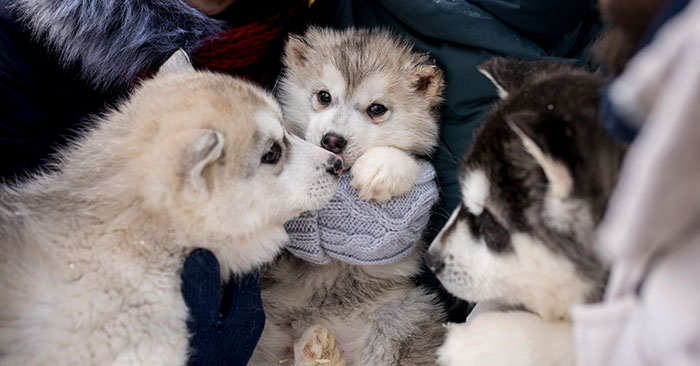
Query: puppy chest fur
254,252,445,366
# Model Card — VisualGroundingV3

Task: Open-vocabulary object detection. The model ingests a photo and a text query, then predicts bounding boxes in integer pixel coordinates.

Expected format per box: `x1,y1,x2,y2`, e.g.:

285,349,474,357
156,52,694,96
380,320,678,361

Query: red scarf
191,0,307,85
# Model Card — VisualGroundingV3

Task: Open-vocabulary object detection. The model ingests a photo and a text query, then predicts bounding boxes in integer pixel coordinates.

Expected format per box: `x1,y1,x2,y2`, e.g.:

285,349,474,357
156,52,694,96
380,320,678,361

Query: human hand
181,249,265,366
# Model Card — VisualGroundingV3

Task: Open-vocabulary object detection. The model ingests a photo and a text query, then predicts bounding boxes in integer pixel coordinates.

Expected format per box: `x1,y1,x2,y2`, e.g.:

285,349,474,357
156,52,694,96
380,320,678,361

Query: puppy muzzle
326,155,344,176
425,250,445,275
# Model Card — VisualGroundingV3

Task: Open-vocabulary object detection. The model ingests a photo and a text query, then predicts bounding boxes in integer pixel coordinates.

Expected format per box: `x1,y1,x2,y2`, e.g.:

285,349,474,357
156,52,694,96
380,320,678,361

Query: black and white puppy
426,58,627,366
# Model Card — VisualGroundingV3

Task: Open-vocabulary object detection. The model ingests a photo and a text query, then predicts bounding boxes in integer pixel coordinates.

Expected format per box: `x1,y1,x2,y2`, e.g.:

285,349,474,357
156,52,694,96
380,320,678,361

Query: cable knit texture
285,160,438,265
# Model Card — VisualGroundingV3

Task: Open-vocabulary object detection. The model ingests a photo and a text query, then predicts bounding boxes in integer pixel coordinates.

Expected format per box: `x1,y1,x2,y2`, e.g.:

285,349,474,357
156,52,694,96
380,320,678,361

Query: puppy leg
437,311,574,366
294,324,346,366
350,147,419,201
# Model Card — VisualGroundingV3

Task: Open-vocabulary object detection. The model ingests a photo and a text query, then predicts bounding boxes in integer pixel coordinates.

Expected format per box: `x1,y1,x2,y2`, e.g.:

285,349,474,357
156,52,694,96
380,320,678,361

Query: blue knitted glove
181,249,265,366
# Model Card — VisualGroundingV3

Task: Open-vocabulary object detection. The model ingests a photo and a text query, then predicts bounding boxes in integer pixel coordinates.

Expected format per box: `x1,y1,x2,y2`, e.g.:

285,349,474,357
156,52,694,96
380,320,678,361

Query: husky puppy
251,28,446,366
426,58,627,366
278,27,445,202
0,51,342,366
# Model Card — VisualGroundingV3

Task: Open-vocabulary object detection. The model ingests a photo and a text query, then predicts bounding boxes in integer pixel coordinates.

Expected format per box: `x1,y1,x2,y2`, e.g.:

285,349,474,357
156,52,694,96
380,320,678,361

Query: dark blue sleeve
181,249,265,366
0,0,114,181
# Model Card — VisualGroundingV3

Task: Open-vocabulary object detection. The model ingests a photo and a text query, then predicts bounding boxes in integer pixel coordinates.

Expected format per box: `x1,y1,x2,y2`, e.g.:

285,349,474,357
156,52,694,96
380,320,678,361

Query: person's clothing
572,2,700,364
1,0,307,364
1,0,306,181
182,250,265,366
599,85,642,144
312,0,602,321
0,0,116,181
286,160,438,265
598,0,691,143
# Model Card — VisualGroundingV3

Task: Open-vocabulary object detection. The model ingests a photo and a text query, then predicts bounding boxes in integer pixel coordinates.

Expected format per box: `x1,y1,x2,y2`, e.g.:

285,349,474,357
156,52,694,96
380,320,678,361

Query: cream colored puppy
0,51,342,366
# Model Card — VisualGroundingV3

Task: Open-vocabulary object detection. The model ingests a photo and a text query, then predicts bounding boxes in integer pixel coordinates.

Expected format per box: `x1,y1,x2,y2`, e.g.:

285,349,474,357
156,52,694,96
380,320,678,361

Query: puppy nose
326,154,344,176
425,251,445,275
321,133,347,154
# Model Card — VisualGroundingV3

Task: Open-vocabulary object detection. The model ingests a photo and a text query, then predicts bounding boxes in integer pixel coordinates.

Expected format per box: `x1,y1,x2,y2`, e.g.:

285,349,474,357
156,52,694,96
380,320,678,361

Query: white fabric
573,2,700,365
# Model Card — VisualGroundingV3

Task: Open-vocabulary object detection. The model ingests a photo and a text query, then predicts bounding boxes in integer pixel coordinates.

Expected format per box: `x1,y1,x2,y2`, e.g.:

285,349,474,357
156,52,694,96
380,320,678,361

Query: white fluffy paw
350,147,419,202
294,324,346,366
437,312,574,366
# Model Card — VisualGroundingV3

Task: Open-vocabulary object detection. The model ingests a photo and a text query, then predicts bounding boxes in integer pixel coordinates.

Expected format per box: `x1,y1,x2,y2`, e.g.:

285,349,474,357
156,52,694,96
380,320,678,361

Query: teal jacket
316,0,601,238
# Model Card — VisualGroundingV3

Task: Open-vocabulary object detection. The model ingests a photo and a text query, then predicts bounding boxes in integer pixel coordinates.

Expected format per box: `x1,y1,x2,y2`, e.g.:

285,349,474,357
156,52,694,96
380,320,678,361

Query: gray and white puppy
278,27,444,202
251,28,446,366
426,58,627,366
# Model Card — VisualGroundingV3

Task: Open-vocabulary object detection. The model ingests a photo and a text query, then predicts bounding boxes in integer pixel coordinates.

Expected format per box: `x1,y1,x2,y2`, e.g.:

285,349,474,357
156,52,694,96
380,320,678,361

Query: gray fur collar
7,0,225,90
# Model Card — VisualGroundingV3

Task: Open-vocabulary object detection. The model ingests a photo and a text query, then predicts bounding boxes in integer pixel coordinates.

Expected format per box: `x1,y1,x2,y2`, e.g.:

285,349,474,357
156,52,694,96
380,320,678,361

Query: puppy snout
326,154,344,176
425,251,445,275
321,133,347,154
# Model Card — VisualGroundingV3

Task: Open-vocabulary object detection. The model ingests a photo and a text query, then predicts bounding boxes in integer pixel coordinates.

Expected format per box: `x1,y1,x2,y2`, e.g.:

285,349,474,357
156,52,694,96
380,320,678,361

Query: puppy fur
0,51,340,366
439,311,575,366
251,28,446,366
278,26,444,201
427,58,627,366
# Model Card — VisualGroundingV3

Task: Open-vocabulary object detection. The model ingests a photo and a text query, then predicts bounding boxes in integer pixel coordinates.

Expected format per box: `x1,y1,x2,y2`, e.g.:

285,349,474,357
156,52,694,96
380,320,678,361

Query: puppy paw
437,312,574,366
350,147,419,201
294,324,346,366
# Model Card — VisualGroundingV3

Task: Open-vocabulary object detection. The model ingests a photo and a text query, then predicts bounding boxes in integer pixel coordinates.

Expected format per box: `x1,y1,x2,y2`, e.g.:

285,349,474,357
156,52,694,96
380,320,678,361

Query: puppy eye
478,210,510,252
317,90,332,106
261,142,282,164
367,103,387,117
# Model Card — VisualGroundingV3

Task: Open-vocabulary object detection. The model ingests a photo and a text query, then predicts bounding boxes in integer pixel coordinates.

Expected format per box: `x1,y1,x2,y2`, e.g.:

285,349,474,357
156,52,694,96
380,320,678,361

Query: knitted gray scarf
285,160,438,265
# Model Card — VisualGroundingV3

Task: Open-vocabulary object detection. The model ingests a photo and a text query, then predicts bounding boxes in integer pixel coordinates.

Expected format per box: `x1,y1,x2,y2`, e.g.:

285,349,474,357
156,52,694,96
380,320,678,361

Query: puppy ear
476,57,524,99
182,129,225,195
505,111,573,199
158,49,195,75
410,63,445,105
478,57,569,100
284,34,312,68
